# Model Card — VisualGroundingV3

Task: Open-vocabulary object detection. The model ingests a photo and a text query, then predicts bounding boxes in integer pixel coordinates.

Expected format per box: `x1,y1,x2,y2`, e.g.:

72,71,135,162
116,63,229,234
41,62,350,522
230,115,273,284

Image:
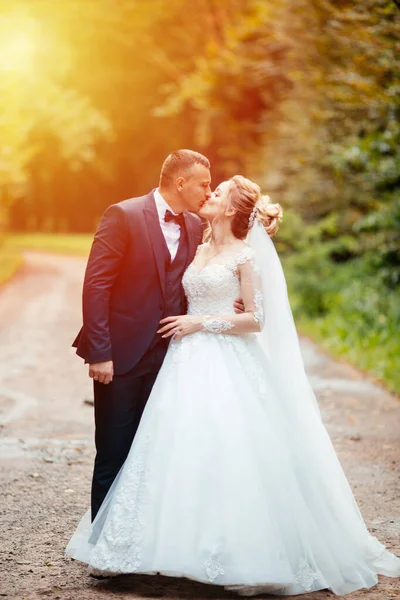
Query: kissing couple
66,149,400,595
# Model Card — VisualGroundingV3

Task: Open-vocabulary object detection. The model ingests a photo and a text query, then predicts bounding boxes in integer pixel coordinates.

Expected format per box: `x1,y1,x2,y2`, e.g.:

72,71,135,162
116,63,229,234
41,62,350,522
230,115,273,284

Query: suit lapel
144,192,167,298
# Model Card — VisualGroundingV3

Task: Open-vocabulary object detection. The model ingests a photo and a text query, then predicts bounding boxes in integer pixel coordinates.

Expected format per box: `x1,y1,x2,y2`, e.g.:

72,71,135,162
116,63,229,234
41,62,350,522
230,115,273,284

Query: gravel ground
0,252,399,600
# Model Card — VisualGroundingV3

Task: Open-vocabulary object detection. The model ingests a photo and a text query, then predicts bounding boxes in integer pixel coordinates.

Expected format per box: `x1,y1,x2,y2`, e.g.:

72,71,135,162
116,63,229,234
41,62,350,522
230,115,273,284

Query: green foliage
283,236,400,393
0,1,112,230
271,0,400,391
331,123,400,287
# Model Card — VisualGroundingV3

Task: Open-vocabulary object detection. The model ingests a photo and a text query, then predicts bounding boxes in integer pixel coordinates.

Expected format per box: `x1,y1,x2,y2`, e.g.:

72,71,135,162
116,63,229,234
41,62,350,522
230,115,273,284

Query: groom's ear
176,176,185,191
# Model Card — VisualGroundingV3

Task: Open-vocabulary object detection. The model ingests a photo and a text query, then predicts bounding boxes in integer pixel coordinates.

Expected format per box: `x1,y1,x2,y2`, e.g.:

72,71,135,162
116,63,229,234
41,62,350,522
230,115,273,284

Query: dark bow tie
164,209,185,227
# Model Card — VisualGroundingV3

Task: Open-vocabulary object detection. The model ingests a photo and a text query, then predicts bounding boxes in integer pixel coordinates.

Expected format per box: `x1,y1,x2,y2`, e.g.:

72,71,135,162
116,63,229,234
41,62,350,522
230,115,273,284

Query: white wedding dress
66,243,400,596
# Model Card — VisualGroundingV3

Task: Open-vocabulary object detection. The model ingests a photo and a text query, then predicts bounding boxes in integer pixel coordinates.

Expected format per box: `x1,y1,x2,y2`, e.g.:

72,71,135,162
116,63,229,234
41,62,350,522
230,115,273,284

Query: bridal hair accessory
248,200,262,229
249,196,272,229
249,195,283,237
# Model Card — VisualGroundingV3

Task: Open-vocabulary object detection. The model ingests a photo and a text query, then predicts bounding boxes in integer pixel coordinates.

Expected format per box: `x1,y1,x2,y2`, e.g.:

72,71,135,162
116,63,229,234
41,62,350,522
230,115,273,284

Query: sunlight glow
0,15,39,73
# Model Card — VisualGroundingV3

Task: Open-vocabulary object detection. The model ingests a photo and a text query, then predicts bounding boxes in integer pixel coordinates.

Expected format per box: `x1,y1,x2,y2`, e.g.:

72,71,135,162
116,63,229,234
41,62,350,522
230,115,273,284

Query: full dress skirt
66,331,400,595
66,249,400,595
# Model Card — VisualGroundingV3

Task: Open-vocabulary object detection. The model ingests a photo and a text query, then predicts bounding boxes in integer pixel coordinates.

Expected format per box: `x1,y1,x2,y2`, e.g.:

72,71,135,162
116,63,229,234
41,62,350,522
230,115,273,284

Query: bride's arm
200,259,262,335
158,259,263,338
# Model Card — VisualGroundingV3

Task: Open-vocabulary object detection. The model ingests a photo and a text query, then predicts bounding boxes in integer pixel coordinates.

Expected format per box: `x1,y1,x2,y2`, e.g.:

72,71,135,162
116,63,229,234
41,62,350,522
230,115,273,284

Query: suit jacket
73,190,203,375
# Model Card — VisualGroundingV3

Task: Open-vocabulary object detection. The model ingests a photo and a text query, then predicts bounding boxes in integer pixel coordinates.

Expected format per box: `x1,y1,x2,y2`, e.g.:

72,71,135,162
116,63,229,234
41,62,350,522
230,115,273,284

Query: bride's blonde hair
228,175,282,239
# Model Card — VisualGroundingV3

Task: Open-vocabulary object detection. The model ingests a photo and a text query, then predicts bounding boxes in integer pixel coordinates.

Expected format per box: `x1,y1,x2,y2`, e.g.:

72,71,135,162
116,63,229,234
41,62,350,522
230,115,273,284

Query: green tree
0,3,112,231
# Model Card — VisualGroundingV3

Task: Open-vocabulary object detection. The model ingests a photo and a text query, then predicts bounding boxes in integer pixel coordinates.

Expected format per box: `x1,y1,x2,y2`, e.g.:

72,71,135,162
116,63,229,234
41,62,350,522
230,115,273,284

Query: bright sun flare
0,14,38,73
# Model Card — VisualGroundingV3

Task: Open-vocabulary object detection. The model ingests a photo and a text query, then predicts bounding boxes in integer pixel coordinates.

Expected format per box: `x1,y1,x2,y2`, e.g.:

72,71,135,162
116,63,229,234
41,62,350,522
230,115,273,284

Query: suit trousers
91,338,167,521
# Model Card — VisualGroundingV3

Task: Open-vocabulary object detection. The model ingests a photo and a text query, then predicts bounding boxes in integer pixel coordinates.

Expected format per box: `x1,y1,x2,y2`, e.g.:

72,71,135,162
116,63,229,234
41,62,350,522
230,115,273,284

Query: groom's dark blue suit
73,190,203,520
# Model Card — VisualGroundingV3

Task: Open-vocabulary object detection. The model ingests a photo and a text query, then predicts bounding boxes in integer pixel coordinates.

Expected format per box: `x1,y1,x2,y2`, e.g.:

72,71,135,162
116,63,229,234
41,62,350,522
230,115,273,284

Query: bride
66,175,400,595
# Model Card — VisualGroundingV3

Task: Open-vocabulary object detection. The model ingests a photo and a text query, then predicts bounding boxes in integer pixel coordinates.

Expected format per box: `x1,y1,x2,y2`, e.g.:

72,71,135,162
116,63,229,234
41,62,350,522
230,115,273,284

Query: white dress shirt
154,188,182,261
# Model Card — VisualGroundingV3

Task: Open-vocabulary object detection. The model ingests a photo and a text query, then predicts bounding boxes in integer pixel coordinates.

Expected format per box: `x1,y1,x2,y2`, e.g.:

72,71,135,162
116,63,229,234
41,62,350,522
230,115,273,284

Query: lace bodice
182,245,255,317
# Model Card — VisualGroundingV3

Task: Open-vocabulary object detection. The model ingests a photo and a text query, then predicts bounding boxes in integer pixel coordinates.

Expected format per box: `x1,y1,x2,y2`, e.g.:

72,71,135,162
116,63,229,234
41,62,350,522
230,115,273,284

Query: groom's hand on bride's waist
234,298,245,314
89,361,114,385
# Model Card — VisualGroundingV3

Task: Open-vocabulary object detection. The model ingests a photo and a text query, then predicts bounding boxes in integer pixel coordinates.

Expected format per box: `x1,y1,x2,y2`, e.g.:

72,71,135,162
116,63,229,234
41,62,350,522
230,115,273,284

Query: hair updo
228,175,283,239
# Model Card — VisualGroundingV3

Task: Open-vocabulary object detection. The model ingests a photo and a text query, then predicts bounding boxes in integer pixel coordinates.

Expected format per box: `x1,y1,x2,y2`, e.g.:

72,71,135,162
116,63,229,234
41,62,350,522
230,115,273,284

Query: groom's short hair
160,149,210,187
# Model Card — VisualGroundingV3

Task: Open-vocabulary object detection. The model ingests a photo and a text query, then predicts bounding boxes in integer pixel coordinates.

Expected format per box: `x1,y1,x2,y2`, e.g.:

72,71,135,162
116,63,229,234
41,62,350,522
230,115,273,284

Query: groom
74,149,216,521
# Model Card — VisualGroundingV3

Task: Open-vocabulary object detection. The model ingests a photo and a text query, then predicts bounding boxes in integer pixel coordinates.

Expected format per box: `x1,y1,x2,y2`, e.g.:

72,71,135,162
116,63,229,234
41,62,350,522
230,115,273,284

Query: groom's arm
82,204,128,365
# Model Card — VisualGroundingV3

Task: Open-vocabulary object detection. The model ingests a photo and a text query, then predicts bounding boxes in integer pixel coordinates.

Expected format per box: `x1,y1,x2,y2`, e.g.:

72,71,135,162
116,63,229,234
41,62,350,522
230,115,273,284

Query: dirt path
0,252,399,600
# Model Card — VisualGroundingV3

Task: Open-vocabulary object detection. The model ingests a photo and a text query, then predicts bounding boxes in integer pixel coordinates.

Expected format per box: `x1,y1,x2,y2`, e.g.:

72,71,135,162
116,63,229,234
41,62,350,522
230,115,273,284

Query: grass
284,257,400,396
5,233,93,256
0,248,24,286
295,315,400,395
0,233,93,286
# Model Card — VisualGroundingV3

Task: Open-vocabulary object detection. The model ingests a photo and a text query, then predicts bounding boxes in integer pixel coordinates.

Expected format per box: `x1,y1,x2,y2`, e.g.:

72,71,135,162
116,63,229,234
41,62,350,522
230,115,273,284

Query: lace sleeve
202,318,235,333
200,246,264,335
237,253,264,331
